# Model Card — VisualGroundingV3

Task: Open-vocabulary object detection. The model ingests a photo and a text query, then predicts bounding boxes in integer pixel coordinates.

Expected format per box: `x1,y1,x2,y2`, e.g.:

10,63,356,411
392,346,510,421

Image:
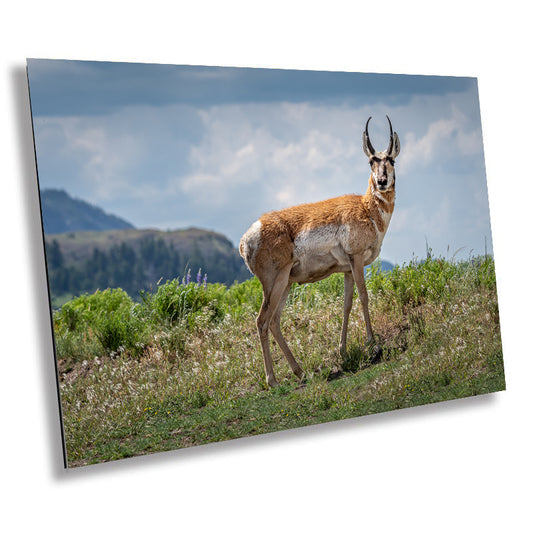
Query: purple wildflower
203,273,208,288
185,269,191,285
196,268,202,285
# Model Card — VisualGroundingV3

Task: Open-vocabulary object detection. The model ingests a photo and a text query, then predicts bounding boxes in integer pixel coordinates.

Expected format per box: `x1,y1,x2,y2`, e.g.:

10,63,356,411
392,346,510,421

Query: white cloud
399,104,483,171
178,172,230,206
176,102,371,214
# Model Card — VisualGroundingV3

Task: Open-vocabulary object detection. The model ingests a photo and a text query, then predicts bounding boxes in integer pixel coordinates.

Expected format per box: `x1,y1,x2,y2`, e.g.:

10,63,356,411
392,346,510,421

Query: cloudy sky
27,59,492,265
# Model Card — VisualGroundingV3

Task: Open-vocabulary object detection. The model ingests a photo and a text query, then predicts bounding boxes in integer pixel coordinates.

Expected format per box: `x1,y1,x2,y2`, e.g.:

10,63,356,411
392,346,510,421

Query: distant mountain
40,189,134,234
364,259,394,275
377,260,394,271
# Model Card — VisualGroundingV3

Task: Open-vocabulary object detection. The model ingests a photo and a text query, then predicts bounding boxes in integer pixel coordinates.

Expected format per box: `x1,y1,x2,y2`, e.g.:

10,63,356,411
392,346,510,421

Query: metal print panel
27,59,505,468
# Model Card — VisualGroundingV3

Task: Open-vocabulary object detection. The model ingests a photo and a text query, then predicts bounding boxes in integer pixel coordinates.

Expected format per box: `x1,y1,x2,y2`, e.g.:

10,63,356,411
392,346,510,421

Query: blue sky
27,59,492,265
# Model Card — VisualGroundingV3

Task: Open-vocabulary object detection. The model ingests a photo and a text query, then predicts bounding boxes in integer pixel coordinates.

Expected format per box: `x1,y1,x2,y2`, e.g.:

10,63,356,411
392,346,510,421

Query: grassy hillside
45,228,250,305
47,227,238,263
53,256,504,467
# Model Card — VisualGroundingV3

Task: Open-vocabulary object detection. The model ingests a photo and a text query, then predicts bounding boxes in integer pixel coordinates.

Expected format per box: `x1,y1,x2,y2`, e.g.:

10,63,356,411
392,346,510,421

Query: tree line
46,236,250,301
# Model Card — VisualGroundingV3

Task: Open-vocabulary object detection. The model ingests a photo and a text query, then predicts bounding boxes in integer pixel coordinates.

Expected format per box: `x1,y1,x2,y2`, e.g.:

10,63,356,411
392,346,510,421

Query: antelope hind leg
256,297,278,388
256,263,294,387
269,282,304,379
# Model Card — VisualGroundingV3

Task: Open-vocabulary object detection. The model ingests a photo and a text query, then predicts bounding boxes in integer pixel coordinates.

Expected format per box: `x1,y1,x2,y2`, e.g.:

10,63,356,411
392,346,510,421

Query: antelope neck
368,181,395,210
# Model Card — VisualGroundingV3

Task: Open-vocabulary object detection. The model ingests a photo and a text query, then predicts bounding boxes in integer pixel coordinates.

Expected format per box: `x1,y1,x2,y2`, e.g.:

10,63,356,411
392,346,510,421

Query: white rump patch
240,220,262,272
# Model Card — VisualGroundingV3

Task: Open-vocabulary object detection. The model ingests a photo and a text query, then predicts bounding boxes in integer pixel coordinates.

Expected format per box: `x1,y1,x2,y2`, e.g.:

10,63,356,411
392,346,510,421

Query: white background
1,1,531,531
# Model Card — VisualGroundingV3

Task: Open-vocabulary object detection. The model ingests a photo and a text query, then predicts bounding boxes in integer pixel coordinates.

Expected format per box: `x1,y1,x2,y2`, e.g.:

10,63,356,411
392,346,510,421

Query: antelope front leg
351,255,374,343
339,272,354,354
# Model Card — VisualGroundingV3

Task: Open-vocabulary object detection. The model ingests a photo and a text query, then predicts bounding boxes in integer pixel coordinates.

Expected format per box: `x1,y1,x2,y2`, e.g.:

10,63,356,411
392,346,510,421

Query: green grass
53,256,505,467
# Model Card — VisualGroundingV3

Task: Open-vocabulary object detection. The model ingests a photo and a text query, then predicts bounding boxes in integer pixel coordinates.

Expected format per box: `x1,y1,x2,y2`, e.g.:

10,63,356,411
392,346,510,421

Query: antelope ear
391,132,401,158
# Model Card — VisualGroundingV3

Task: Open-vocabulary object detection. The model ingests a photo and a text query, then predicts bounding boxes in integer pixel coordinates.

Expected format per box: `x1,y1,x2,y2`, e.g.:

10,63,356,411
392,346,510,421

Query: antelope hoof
371,344,383,362
266,377,279,388
293,366,304,379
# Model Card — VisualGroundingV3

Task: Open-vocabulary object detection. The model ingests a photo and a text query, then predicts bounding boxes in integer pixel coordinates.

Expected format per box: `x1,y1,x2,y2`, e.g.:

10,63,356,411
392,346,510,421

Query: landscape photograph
27,59,505,467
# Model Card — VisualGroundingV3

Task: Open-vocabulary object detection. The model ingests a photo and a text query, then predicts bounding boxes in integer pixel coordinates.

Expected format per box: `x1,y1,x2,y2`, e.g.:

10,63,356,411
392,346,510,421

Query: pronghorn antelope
240,116,400,387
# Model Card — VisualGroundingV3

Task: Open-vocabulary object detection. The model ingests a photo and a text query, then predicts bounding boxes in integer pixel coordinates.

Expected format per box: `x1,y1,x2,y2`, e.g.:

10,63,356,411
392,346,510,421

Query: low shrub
223,276,263,317
54,288,149,359
54,288,134,334
145,277,225,327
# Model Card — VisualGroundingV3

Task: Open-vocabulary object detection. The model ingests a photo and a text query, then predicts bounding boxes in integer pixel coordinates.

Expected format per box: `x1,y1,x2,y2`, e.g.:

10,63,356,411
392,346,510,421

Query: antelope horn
364,116,376,155
386,115,394,155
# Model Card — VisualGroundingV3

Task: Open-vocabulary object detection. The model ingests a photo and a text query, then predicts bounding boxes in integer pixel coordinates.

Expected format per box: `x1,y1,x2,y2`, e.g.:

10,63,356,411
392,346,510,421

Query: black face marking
370,156,395,169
